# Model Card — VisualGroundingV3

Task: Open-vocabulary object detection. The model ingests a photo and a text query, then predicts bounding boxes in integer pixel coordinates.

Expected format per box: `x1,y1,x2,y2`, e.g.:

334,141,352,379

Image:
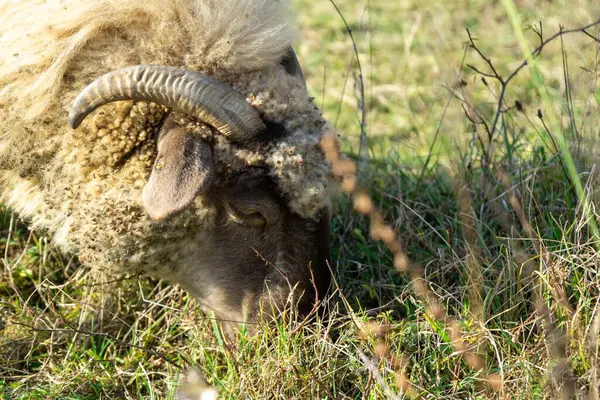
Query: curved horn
68,65,266,142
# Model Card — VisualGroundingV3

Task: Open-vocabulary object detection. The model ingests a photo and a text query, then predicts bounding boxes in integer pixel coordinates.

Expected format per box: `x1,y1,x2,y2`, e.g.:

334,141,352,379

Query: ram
0,0,333,335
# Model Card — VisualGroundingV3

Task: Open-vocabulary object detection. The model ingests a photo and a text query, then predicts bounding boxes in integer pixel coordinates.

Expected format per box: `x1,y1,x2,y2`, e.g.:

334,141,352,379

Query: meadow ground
2,0,600,398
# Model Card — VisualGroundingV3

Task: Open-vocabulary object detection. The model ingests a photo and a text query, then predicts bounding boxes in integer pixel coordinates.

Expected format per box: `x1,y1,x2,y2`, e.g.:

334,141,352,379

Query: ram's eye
227,202,266,228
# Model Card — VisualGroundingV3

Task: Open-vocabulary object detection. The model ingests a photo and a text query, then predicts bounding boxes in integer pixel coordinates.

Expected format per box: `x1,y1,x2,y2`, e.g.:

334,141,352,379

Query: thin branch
467,18,600,143
466,29,505,84
328,0,368,170
582,29,600,43
466,63,499,79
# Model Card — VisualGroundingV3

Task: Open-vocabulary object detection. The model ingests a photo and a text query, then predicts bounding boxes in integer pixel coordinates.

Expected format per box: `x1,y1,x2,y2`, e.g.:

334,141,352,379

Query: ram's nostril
261,120,286,142
281,47,305,80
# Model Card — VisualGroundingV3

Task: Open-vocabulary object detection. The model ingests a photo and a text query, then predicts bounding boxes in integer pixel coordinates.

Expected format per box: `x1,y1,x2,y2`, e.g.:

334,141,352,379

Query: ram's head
68,50,331,335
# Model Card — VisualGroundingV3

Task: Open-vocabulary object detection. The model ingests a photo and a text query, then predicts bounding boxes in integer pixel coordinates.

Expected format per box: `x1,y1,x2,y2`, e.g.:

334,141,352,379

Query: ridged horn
68,65,266,142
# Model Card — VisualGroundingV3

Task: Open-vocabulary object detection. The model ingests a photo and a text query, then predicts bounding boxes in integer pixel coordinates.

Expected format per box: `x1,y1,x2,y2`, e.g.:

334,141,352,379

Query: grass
2,0,600,398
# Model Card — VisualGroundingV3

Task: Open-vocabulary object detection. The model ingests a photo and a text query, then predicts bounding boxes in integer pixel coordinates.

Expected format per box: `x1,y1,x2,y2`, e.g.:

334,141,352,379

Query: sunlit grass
2,1,600,398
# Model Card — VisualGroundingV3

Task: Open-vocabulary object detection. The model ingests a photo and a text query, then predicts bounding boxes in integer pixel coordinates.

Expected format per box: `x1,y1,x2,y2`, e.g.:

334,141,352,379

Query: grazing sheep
0,0,333,333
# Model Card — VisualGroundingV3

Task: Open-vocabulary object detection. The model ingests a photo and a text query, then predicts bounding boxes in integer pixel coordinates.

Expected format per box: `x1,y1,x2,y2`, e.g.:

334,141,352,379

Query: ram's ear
142,125,214,221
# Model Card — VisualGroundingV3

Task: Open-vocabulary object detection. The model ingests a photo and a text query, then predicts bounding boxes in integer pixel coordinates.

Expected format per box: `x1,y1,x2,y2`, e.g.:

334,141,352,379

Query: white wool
0,0,295,118
0,0,331,266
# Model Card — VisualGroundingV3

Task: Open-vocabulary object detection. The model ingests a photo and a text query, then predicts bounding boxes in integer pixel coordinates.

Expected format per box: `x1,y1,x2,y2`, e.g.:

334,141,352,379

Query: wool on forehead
0,0,331,220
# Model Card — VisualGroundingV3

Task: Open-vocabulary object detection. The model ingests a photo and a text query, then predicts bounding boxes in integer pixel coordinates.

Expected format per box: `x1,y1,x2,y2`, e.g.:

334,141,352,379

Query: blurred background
294,0,599,152
2,0,600,398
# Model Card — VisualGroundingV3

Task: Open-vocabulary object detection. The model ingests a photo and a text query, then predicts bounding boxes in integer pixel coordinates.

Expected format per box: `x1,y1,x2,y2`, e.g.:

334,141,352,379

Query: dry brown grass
3,0,600,398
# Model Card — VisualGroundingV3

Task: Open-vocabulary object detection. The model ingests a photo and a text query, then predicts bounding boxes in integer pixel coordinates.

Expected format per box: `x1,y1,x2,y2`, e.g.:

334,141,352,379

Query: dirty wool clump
0,0,332,274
